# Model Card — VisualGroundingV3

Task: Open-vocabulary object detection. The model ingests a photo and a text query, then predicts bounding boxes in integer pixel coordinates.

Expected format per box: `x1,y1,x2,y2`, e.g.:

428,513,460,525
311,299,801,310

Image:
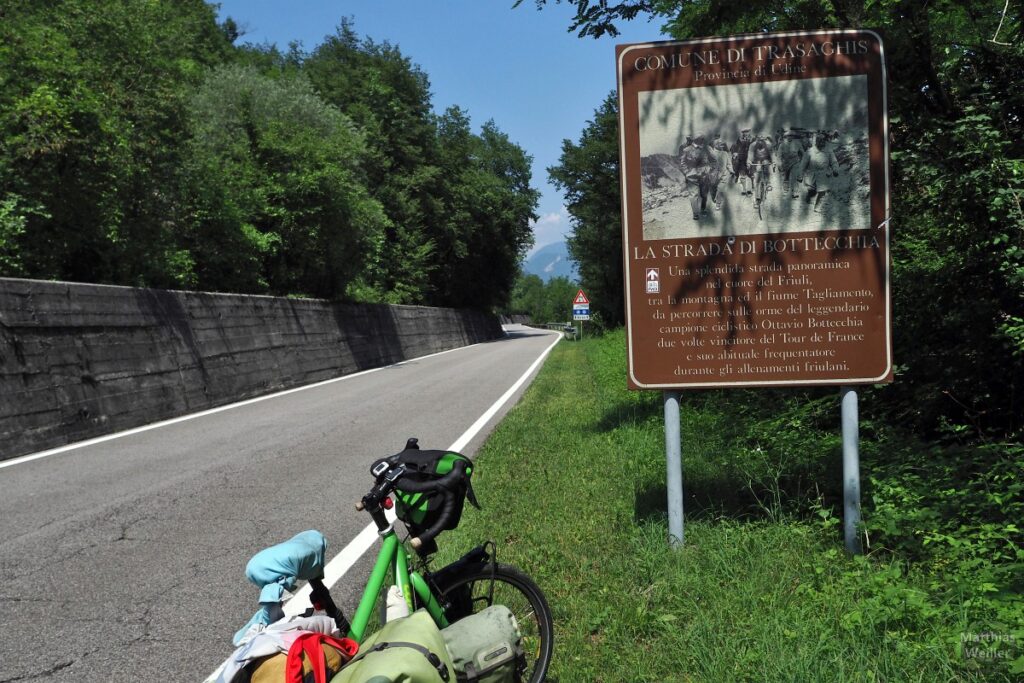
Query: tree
510,274,580,323
303,22,442,304
549,94,625,327
184,64,387,298
546,276,580,323
510,274,547,322
304,23,539,310
0,9,541,312
432,109,539,310
0,0,232,286
515,0,657,38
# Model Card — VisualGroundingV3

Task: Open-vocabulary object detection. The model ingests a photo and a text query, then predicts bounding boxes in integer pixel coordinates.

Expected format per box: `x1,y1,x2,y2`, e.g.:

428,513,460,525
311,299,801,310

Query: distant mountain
523,241,578,282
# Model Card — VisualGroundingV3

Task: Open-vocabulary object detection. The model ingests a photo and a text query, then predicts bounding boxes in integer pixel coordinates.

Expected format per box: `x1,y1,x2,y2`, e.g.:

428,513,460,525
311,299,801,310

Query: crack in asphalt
0,579,178,682
0,596,56,603
0,661,72,682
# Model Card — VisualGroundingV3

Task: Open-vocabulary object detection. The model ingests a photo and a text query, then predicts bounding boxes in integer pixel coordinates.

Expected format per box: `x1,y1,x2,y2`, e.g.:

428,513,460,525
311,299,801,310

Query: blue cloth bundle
232,529,327,645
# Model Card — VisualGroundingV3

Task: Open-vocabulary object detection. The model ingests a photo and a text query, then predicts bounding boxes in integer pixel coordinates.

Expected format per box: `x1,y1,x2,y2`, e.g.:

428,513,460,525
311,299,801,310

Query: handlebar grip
392,460,467,493
409,488,458,551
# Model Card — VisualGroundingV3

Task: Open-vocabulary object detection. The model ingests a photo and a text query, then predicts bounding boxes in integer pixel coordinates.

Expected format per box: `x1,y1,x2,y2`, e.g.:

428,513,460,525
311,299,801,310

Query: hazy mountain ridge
523,241,578,282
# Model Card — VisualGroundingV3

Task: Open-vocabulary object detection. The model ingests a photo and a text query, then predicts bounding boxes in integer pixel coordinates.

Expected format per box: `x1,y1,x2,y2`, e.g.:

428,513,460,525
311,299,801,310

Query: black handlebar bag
374,449,480,539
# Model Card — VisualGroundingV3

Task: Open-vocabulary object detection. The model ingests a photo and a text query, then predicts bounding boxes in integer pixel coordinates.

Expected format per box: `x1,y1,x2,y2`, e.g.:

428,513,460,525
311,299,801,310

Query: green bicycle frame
346,528,448,641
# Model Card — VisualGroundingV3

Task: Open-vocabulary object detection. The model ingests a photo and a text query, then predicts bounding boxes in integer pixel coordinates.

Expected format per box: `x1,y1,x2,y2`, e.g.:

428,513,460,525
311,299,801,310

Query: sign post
841,386,862,554
572,289,590,340
664,390,684,546
616,30,891,549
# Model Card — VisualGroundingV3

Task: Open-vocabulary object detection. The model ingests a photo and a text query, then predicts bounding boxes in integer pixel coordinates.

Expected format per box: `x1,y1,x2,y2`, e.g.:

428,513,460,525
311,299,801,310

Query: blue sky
212,1,665,254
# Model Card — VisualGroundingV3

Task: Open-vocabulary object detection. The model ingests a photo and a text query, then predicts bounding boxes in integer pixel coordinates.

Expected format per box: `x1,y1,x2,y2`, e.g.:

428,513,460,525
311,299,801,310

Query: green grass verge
432,331,1019,682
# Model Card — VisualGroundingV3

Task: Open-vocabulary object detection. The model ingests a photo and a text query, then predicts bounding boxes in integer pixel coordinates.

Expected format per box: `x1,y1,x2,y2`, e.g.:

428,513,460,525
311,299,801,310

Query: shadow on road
498,326,560,341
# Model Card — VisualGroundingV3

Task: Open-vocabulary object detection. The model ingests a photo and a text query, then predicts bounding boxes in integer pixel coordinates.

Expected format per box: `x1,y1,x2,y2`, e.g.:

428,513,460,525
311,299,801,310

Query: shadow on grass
593,398,662,433
589,385,849,524
594,388,793,435
635,477,763,523
634,452,845,525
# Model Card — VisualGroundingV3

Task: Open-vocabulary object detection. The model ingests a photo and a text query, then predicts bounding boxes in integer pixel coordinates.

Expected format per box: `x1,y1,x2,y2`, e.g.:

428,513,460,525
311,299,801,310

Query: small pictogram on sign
646,268,660,293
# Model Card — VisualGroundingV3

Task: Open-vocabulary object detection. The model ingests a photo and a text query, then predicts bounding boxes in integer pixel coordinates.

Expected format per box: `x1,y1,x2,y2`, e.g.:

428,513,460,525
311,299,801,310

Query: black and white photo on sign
638,75,871,240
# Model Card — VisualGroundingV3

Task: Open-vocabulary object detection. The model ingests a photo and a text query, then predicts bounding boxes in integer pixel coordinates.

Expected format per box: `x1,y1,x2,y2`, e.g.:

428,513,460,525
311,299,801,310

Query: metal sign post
572,289,590,341
840,386,863,554
664,391,685,546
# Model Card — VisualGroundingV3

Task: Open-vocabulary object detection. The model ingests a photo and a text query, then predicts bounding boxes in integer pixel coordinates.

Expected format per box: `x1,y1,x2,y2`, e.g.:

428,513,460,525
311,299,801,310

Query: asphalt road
0,325,559,682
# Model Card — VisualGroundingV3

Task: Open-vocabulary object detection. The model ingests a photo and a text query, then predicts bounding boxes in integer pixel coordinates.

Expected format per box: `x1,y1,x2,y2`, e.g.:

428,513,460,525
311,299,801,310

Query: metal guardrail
543,322,577,338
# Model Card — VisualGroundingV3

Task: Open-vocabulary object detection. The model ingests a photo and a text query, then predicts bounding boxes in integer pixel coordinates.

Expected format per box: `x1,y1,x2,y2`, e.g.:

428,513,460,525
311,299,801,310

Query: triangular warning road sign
574,289,589,305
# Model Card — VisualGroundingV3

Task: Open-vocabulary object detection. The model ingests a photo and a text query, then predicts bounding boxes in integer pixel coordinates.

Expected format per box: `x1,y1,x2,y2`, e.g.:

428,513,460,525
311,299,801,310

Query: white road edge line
204,330,560,682
1,336,503,471
286,329,561,608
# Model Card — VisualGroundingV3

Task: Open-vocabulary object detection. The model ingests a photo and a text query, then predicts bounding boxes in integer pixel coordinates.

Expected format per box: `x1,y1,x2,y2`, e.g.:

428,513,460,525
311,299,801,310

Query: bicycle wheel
755,171,768,219
434,562,554,683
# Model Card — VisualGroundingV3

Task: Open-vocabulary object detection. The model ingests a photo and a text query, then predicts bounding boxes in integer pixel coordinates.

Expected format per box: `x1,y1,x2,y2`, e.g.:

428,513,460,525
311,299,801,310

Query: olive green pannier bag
441,606,524,683
331,610,455,683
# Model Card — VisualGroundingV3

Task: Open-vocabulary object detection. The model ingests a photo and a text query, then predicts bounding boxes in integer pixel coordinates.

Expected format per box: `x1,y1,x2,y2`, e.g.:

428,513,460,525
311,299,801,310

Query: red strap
285,632,360,683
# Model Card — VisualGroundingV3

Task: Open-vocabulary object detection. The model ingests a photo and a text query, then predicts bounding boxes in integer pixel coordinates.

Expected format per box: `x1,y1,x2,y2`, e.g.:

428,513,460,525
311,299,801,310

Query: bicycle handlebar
392,460,467,493
399,460,466,550
359,457,469,551
409,491,457,551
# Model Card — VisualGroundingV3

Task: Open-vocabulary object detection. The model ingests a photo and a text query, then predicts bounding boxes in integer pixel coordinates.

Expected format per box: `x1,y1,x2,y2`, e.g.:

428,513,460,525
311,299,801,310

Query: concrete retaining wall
0,278,503,460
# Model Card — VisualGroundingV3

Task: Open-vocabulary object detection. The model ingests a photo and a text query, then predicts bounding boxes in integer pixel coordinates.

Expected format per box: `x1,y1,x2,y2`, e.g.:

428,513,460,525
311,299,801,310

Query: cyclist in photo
777,131,806,198
678,134,713,221
730,128,754,195
708,137,731,211
747,133,774,210
795,131,841,214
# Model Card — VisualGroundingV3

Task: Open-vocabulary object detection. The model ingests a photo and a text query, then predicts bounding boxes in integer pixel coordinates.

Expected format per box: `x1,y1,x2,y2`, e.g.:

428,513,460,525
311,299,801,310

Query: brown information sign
617,29,892,389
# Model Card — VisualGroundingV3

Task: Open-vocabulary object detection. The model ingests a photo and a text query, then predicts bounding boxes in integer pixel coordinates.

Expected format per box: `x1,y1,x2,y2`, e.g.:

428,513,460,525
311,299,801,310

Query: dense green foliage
303,24,453,304
0,0,230,287
508,274,580,324
0,3,538,308
443,333,1023,680
432,110,540,309
184,64,386,297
